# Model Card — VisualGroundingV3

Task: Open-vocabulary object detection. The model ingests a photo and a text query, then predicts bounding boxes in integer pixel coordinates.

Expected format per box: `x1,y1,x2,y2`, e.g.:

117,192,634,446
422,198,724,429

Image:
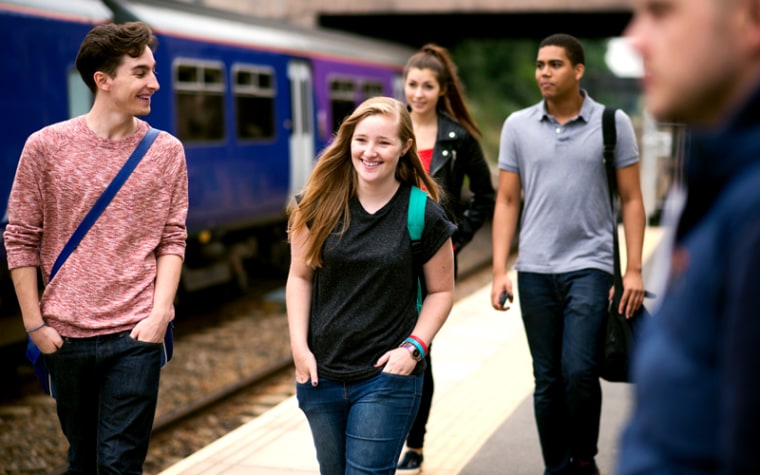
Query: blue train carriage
0,0,111,335
0,0,413,317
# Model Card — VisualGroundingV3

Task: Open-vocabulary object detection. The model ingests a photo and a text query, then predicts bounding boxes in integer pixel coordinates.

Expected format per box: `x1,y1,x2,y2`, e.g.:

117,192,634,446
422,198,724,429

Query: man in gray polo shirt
490,33,647,475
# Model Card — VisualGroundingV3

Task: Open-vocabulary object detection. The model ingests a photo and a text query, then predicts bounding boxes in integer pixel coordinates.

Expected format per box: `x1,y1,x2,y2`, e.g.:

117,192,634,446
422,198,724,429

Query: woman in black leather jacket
397,43,495,474
429,112,495,255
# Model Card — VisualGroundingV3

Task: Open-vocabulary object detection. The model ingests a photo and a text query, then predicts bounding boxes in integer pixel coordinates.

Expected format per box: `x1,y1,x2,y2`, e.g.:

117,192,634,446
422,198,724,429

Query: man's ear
93,71,110,91
575,63,586,82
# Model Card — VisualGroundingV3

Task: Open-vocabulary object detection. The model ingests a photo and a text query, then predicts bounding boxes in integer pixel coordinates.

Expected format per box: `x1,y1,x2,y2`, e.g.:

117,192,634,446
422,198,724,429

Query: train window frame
327,76,389,134
328,76,358,133
173,59,226,144
232,64,276,142
361,81,384,99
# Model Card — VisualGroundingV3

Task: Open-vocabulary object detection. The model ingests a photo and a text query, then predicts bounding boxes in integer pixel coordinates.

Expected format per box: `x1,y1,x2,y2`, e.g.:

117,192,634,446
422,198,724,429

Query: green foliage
450,39,538,162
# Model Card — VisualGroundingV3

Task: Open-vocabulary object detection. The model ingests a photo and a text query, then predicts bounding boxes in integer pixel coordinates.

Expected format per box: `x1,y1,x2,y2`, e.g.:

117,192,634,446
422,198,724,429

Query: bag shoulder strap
602,108,624,292
407,186,427,313
602,107,618,206
50,127,160,281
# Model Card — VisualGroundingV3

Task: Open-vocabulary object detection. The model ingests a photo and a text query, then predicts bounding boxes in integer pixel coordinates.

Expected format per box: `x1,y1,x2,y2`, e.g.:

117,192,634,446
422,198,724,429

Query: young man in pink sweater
3,21,188,474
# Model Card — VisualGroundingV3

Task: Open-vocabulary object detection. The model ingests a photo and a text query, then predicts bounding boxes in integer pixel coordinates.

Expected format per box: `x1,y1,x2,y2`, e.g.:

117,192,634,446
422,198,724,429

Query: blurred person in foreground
286,96,456,475
397,43,495,474
617,1,760,474
490,33,647,475
3,21,188,473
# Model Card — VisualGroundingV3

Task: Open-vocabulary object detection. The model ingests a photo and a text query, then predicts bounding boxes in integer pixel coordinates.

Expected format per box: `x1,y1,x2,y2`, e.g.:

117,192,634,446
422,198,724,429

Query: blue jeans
297,371,423,475
517,269,612,474
44,330,163,475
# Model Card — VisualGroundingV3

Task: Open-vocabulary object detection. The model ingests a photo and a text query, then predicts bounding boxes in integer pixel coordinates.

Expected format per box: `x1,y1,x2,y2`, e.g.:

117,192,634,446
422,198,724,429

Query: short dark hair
75,21,158,94
539,33,585,66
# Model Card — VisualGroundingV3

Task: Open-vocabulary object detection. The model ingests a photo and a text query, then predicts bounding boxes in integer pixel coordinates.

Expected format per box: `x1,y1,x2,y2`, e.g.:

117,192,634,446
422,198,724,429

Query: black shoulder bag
599,108,651,383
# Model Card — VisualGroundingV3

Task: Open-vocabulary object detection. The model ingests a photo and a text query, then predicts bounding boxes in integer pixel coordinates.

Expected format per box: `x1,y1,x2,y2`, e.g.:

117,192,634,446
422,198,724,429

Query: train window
361,81,384,100
174,60,225,143
233,65,275,140
329,77,357,133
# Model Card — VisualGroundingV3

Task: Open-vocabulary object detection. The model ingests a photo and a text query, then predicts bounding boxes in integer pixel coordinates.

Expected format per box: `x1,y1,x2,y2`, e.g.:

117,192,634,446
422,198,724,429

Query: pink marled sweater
3,117,188,337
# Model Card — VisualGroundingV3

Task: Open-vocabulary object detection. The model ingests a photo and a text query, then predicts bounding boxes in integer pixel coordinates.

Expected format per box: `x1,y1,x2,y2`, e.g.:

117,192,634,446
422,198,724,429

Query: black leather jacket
429,113,495,253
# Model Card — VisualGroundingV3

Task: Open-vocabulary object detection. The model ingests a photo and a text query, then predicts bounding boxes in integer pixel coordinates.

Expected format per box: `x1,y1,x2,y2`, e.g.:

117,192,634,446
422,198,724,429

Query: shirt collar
538,89,592,124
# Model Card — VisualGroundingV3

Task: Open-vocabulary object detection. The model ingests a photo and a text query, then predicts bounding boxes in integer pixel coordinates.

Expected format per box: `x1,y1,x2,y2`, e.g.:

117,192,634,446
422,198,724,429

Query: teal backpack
407,186,427,314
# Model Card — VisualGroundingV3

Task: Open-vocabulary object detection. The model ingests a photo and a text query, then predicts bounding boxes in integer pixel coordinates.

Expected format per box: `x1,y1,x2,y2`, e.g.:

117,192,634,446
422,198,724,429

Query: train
0,0,414,339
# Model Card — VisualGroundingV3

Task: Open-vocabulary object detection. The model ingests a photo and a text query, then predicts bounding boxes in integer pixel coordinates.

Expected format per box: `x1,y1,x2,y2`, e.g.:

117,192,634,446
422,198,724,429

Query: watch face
401,342,422,360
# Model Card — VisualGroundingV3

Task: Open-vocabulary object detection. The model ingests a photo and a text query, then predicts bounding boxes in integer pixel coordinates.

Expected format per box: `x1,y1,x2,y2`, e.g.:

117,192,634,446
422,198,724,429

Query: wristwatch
399,341,423,361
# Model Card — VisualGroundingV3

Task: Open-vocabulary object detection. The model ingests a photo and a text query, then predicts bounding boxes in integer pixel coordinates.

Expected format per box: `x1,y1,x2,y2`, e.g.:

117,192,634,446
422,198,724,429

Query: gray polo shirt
497,91,639,274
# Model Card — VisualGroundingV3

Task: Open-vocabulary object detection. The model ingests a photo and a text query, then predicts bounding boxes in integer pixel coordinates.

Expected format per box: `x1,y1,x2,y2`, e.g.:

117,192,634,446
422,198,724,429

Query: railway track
0,225,495,475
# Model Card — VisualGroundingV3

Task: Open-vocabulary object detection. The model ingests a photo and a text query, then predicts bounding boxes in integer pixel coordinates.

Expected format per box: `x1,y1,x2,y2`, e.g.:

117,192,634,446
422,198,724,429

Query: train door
68,68,93,118
392,75,405,102
288,60,315,200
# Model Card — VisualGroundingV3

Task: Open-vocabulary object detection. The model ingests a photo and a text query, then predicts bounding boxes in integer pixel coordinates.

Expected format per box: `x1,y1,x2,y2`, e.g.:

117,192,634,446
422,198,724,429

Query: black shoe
396,450,423,474
573,459,600,475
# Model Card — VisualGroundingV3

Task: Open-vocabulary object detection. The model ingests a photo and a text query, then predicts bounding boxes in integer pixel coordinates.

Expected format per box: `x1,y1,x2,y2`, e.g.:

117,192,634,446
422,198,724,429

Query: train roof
2,0,414,68
0,0,111,22
125,0,414,67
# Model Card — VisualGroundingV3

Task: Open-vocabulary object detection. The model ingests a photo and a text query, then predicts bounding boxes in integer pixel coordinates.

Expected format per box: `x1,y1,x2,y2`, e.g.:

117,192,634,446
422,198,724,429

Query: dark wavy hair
76,21,158,94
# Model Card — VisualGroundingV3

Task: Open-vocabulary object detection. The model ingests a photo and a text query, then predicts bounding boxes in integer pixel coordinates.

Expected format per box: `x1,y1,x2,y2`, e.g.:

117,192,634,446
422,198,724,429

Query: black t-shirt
309,184,455,382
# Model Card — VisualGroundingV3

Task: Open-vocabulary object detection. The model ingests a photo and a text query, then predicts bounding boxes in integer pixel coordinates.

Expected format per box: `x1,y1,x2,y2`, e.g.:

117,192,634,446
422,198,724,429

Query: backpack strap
407,186,427,313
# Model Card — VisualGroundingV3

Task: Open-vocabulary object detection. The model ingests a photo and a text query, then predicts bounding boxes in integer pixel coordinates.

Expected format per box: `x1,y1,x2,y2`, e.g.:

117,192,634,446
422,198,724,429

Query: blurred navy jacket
617,88,760,475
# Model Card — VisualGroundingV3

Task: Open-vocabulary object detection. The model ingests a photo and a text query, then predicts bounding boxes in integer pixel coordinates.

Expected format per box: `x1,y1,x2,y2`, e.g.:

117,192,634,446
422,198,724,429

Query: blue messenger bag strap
49,127,159,281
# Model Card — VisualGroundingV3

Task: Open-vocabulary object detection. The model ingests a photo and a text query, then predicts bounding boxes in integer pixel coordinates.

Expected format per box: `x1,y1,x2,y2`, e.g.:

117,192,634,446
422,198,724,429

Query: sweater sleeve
155,134,188,260
4,131,47,270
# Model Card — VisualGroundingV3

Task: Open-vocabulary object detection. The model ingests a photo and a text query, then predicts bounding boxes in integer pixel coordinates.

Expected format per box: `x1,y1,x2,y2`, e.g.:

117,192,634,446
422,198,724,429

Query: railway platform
158,225,664,475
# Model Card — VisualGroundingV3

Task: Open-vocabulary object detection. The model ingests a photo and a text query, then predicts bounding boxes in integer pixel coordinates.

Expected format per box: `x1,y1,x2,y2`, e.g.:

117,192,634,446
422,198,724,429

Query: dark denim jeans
44,330,163,475
297,371,423,475
517,269,612,474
